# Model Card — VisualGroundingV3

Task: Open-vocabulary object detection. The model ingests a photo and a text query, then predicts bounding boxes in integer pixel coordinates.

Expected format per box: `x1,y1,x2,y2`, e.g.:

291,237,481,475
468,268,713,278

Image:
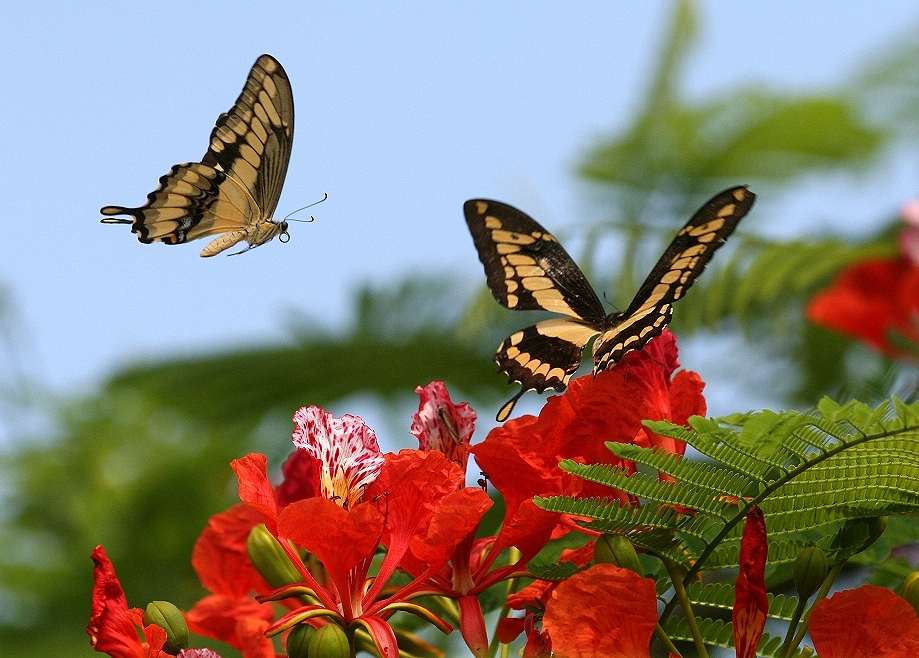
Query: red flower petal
355,615,399,658
491,499,558,564
276,448,321,507
808,257,919,358
185,594,274,653
458,594,489,658
810,585,919,658
191,504,270,597
733,507,768,658
277,496,383,593
410,487,492,569
543,563,657,658
364,450,464,581
411,380,477,469
231,454,279,531
88,545,162,658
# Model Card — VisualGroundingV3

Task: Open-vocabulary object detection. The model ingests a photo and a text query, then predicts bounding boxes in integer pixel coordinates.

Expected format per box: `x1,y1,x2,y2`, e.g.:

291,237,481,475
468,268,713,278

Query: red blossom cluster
88,331,919,658
808,201,919,358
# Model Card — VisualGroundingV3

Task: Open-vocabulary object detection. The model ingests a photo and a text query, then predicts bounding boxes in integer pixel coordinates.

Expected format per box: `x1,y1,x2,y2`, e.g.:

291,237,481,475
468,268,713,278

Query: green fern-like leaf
685,582,799,621
536,397,919,580
664,616,815,658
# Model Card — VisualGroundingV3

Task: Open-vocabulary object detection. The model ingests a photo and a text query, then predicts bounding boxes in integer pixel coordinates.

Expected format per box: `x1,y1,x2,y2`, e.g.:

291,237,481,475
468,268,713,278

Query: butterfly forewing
593,186,756,370
201,54,294,219
101,54,294,256
464,200,606,321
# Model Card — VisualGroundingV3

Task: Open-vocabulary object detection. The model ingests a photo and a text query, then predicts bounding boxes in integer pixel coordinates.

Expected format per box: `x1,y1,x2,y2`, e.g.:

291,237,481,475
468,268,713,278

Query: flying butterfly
101,54,317,257
464,187,756,421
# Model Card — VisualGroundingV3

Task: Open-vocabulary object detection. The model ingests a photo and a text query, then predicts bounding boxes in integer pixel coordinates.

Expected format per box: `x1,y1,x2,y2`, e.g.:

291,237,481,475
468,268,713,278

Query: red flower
185,596,274,658
410,380,477,470
88,545,167,658
733,507,768,658
809,585,919,657
808,257,919,358
198,408,465,657
542,564,658,658
474,330,706,518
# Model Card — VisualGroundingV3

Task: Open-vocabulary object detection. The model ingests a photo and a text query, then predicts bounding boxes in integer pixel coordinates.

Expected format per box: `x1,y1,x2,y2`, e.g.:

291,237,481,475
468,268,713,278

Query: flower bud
247,524,301,587
595,534,642,574
793,546,828,599
286,623,315,658
900,571,919,614
307,622,351,658
143,600,188,653
834,516,887,557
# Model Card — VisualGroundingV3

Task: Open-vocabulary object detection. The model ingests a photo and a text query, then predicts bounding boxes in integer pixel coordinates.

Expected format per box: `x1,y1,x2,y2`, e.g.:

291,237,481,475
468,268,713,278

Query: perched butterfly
465,187,756,421
101,54,312,257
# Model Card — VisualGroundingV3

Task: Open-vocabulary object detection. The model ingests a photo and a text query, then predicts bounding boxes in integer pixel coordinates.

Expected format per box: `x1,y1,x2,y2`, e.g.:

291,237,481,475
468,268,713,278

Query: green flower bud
247,523,301,587
834,516,887,558
286,623,315,658
308,622,351,658
143,600,188,653
793,546,828,599
900,571,919,614
595,534,642,574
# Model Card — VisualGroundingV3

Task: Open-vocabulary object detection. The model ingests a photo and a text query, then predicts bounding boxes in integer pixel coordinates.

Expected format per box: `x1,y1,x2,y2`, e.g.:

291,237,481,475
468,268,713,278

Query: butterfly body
101,54,295,257
464,187,756,421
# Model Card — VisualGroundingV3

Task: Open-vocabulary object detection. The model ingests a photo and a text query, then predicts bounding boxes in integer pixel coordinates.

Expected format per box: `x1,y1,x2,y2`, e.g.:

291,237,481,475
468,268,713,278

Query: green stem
487,547,521,658
784,562,844,655
664,559,708,658
777,594,808,658
655,623,682,657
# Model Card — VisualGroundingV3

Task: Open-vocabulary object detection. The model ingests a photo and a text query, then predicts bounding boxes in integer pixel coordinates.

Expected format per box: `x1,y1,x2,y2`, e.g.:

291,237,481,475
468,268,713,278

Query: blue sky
0,2,917,415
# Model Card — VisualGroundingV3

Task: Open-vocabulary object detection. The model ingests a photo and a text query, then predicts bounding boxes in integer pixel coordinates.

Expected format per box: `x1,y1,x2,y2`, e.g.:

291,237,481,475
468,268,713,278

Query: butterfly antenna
284,192,328,223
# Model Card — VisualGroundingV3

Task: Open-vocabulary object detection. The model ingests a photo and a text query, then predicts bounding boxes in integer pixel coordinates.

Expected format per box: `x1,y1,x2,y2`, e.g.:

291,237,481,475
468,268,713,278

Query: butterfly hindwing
464,200,605,321
101,54,294,256
495,319,601,421
593,186,756,370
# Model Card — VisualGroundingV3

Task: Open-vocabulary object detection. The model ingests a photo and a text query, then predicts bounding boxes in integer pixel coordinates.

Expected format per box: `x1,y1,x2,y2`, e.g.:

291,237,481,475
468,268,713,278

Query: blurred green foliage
2,2,917,656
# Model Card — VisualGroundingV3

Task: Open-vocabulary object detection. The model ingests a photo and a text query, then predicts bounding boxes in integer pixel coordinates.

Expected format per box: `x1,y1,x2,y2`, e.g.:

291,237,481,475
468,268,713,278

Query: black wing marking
593,186,756,370
464,199,606,322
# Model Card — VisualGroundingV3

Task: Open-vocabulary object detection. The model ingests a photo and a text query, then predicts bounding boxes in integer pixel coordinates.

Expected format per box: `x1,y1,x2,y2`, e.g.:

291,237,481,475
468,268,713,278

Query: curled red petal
277,496,382,592
191,504,270,597
411,380,477,470
543,564,657,658
231,453,279,531
185,594,274,652
88,545,154,658
733,507,768,658
410,487,492,569
810,585,919,658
